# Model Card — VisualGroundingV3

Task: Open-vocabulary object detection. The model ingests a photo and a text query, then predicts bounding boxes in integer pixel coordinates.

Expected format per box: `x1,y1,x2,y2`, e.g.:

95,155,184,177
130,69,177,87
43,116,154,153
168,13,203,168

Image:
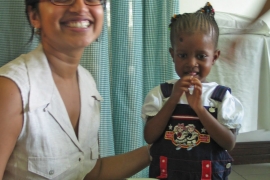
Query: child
141,2,244,180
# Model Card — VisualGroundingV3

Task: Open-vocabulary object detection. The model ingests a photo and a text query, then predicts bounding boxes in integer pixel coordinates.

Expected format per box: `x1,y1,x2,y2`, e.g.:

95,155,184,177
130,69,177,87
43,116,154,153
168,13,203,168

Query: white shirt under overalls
0,45,102,180
141,79,244,133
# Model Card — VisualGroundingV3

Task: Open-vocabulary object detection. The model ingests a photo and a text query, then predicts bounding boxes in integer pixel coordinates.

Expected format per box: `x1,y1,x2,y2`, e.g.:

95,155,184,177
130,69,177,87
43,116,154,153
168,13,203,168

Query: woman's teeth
67,21,90,28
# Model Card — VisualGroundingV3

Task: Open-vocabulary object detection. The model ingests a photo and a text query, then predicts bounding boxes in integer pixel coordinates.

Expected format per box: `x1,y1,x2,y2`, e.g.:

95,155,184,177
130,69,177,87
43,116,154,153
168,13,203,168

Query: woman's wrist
146,144,152,161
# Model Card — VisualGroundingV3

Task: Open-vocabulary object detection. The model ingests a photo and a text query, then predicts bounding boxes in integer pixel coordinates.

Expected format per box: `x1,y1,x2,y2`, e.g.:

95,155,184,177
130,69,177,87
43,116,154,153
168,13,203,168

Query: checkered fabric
109,0,179,177
0,0,39,67
0,0,179,178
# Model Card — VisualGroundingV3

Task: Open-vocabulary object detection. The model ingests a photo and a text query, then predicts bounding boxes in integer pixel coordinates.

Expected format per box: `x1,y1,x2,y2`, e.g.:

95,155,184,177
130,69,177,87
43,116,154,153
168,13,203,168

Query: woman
0,0,150,179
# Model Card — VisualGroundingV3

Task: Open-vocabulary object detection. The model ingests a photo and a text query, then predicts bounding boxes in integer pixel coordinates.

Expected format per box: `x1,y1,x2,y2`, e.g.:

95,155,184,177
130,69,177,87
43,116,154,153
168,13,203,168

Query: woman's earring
34,27,40,35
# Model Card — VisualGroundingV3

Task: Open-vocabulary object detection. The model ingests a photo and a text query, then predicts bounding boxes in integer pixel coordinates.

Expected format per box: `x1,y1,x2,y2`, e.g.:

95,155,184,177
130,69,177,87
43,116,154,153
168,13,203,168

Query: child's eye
178,54,187,58
197,54,207,60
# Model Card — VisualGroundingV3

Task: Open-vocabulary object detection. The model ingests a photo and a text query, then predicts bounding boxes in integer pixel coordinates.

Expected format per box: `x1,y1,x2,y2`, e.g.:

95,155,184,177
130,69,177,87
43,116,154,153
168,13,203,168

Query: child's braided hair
169,2,219,48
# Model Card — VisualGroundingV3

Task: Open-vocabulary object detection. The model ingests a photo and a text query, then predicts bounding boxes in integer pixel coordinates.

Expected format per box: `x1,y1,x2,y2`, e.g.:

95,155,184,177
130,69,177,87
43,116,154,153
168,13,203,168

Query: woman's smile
65,20,91,28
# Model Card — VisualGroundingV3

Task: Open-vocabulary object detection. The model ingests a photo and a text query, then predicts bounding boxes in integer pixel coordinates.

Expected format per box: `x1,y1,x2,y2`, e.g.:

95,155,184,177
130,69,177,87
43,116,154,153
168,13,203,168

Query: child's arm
144,77,192,144
144,96,180,144
194,107,236,150
186,78,236,151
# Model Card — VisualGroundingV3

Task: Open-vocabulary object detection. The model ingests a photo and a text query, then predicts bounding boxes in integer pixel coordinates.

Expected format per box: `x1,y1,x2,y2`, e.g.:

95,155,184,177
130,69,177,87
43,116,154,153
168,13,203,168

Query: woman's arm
0,77,23,179
84,145,151,180
254,0,270,22
230,1,270,55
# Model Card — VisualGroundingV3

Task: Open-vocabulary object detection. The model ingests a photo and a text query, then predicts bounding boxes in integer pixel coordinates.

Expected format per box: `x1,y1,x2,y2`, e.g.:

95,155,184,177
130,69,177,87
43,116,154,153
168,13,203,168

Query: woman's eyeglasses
40,0,104,6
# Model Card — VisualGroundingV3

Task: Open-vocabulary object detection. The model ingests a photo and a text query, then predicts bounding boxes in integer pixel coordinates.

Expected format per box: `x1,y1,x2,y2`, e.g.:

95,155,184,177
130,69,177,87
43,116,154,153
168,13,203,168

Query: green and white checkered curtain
0,0,178,177
0,1,39,65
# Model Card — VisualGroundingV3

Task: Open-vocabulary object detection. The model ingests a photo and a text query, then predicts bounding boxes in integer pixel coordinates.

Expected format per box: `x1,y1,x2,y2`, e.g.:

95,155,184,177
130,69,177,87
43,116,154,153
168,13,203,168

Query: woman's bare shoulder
0,76,22,104
0,76,23,120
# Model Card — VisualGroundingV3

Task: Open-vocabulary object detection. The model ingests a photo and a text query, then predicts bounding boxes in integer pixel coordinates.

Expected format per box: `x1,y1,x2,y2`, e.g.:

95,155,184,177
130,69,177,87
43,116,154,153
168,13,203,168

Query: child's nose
187,57,197,67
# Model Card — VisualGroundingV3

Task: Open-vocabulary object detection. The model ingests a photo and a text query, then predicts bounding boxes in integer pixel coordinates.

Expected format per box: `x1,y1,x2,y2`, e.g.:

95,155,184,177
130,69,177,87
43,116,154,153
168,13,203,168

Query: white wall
179,0,270,25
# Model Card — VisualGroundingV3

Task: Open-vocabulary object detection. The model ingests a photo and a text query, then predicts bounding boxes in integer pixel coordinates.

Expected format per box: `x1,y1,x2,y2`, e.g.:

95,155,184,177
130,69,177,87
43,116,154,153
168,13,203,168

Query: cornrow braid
169,2,219,48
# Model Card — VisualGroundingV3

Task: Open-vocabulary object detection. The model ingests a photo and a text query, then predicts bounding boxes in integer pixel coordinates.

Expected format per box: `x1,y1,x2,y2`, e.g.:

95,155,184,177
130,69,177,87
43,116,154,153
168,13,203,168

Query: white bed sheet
207,34,270,133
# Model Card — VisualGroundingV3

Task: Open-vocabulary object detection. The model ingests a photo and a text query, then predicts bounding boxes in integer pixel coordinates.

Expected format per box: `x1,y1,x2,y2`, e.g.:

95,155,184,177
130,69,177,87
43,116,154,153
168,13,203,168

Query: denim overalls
149,83,233,180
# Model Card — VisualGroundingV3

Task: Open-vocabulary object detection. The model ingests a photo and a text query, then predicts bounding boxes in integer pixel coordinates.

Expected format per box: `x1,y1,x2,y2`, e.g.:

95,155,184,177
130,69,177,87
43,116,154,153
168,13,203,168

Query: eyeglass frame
39,0,105,6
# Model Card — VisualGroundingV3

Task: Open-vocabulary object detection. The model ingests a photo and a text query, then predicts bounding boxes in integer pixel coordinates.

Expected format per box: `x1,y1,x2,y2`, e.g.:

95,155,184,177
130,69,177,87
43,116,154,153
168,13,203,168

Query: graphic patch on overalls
164,116,210,151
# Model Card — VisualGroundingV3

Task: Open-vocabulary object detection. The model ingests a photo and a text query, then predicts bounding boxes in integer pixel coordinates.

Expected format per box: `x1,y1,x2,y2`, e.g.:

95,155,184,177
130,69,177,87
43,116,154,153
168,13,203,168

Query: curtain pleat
81,8,116,157
0,0,39,67
143,0,179,95
108,0,179,177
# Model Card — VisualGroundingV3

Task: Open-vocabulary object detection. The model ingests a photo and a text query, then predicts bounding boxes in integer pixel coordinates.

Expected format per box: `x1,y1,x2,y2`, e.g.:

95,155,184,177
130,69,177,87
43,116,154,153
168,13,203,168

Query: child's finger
191,78,202,87
193,84,202,95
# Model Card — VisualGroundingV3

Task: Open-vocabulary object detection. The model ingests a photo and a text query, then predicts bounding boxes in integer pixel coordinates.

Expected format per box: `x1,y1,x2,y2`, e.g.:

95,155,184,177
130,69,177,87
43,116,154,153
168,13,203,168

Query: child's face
169,32,220,82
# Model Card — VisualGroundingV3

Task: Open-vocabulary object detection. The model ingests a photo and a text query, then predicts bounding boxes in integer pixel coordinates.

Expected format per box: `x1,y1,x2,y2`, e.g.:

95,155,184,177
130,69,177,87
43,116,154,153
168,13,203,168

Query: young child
141,2,244,180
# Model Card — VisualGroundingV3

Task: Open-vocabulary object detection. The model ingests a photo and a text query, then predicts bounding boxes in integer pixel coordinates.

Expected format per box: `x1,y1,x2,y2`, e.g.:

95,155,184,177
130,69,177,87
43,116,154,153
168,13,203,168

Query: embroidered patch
165,121,210,151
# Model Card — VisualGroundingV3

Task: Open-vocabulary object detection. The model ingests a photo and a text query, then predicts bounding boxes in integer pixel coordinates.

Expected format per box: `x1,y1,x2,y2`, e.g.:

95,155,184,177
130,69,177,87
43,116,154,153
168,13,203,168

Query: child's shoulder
203,81,230,90
202,82,230,92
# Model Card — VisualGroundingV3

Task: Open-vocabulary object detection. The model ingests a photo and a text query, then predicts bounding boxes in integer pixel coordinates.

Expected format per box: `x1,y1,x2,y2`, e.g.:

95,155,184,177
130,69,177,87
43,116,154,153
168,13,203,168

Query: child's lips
189,72,197,76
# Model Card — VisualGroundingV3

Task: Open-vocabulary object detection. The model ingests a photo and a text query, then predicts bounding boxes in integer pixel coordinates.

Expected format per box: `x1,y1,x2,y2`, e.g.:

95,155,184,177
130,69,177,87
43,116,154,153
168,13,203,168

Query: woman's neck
42,42,83,79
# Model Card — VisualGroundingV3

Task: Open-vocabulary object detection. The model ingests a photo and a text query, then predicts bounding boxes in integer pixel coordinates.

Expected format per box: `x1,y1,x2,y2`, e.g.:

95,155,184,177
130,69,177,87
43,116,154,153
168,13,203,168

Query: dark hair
25,0,40,43
169,2,219,48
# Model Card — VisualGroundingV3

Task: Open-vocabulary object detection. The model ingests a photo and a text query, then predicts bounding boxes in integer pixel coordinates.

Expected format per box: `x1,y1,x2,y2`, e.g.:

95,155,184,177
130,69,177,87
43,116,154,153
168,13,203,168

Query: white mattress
207,34,270,133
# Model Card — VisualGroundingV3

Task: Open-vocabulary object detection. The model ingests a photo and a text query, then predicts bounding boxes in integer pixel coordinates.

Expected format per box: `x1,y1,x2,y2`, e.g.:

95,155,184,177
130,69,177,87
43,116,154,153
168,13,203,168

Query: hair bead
168,2,219,48
197,2,215,17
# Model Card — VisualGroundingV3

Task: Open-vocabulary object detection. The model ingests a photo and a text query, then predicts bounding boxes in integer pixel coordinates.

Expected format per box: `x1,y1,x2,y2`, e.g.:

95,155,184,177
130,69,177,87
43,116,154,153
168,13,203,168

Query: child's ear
169,47,174,61
212,49,220,65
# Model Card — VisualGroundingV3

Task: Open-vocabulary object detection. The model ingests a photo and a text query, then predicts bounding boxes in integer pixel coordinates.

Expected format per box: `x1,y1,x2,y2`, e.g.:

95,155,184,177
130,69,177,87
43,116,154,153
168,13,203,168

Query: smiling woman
0,0,151,179
31,0,104,52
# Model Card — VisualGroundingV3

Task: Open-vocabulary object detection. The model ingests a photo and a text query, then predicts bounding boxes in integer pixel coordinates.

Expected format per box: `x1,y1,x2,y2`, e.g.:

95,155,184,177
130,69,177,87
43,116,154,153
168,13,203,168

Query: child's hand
171,77,193,101
185,77,203,111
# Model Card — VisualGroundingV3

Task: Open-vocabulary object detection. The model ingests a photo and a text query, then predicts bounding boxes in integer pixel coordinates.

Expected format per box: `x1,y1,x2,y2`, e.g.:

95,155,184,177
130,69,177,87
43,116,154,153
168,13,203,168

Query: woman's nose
69,0,89,14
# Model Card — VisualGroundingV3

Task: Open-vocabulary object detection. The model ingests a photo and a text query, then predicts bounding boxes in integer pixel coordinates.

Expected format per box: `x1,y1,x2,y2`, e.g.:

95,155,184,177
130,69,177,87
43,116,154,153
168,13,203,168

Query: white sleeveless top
0,45,102,180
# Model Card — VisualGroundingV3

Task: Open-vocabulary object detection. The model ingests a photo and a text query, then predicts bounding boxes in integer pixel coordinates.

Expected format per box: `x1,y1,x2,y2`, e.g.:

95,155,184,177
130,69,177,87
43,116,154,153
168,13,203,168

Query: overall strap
210,85,231,102
160,82,174,98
